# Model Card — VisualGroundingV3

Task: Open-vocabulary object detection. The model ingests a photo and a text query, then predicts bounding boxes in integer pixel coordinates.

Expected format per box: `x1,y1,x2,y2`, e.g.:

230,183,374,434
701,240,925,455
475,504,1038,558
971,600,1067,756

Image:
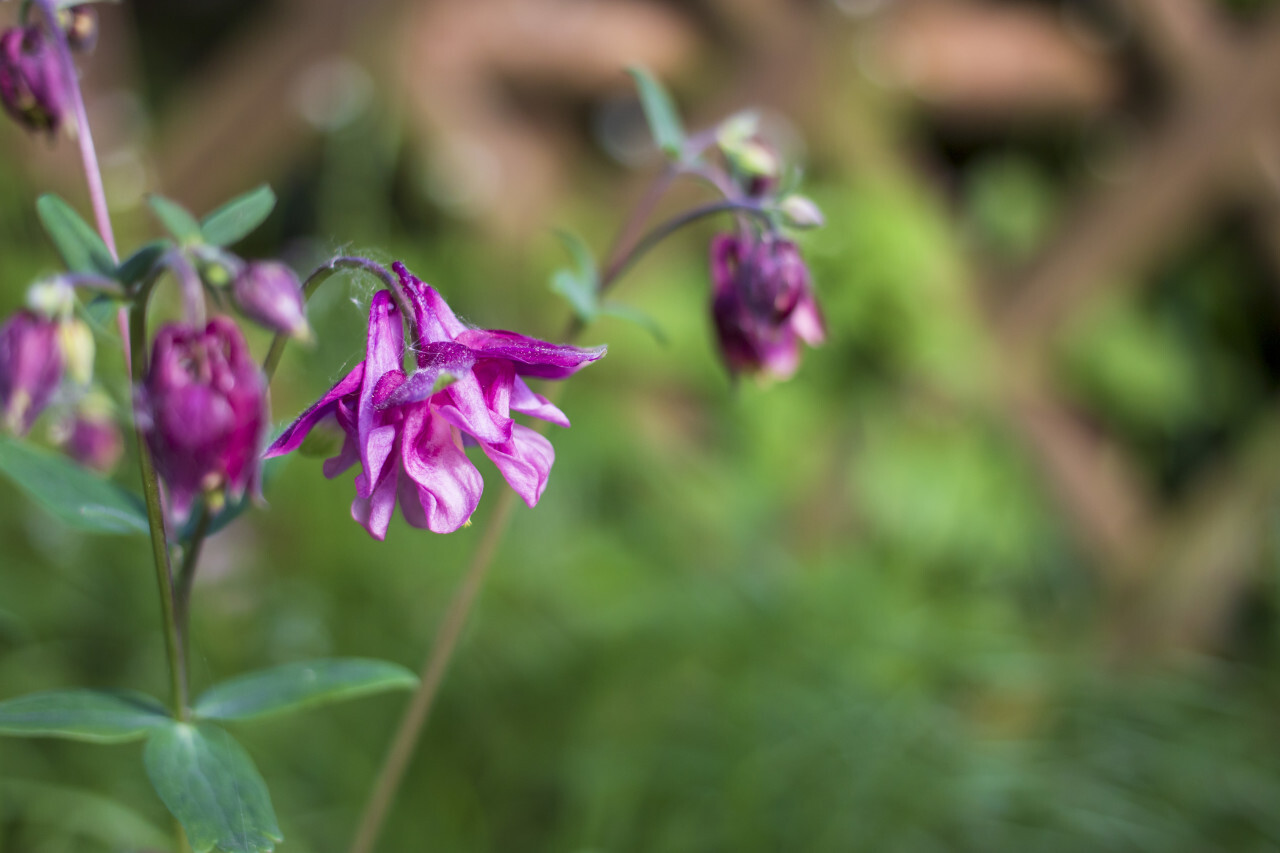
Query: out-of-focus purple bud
0,26,70,135
57,6,98,53
56,401,123,473
0,309,64,434
778,195,825,230
143,317,267,523
709,233,825,381
231,261,311,340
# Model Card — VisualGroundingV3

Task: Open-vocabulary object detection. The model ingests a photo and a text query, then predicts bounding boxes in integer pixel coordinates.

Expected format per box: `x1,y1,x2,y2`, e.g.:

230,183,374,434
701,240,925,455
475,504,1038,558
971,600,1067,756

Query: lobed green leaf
145,723,282,853
201,185,277,247
194,658,417,722
0,436,149,535
0,689,169,743
35,194,115,276
627,66,685,159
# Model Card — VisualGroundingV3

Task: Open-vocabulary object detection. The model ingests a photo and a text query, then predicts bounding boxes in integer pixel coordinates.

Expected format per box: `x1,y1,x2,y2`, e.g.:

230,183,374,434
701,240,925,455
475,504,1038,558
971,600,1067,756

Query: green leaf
0,436,148,535
194,658,417,722
600,301,668,345
145,723,282,853
627,66,685,159
549,230,599,322
201,185,277,247
115,239,171,286
146,195,204,243
35,194,115,276
0,689,169,743
0,778,170,849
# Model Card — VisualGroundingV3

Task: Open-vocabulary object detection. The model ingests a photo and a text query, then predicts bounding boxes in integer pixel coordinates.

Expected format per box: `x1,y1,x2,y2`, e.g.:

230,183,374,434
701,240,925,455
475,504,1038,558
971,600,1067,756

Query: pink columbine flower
709,233,824,381
266,263,605,539
0,26,70,135
0,309,63,435
142,318,267,522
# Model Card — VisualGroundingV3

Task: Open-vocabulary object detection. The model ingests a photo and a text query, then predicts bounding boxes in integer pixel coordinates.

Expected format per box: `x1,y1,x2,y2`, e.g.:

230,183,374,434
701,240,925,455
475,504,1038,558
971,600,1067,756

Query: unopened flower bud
0,26,70,135
54,394,122,473
26,277,76,319
143,317,267,523
231,261,311,340
57,318,95,386
0,310,63,434
709,233,825,381
778,195,825,230
57,6,98,53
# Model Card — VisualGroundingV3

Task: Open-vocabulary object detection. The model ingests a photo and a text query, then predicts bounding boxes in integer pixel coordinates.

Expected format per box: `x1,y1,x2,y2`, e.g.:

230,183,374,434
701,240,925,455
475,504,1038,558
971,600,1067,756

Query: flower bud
57,318,95,386
0,310,64,434
717,111,780,194
57,6,98,53
143,317,267,523
0,26,70,135
26,277,75,319
54,394,122,473
777,194,825,230
231,261,311,340
709,233,825,381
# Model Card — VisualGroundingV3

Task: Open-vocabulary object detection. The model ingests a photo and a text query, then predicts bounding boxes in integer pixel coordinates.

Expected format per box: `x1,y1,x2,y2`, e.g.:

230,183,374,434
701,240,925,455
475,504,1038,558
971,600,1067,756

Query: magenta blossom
266,264,605,539
0,309,63,435
709,233,824,381
232,261,310,340
0,26,69,134
142,317,267,523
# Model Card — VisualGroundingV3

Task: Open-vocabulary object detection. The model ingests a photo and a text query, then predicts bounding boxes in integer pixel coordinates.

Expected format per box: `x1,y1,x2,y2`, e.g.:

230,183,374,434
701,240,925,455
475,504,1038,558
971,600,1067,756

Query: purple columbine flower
709,233,824,381
0,309,64,435
142,317,267,522
231,261,311,340
0,26,70,135
266,263,605,540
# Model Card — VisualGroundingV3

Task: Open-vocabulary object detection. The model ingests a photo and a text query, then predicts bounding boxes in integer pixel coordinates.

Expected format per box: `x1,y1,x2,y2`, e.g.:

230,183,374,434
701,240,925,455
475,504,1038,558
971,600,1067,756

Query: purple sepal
0,310,63,435
143,317,267,523
709,233,825,380
0,26,70,135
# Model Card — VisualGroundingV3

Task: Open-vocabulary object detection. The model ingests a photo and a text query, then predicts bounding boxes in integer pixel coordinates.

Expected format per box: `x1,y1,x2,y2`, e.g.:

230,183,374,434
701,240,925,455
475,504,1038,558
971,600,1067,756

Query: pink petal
511,377,569,427
481,423,555,508
400,404,484,533
264,362,363,458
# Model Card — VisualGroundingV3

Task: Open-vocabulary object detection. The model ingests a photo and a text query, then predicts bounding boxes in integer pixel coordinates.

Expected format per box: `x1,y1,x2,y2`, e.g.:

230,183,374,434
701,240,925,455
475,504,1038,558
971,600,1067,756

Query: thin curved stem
173,504,210,667
599,198,772,294
263,255,401,381
348,487,519,853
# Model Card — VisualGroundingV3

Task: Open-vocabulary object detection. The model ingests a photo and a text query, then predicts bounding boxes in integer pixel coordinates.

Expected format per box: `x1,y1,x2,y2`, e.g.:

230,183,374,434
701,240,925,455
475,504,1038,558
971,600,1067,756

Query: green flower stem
128,284,189,724
173,504,211,661
347,486,520,853
347,193,773,853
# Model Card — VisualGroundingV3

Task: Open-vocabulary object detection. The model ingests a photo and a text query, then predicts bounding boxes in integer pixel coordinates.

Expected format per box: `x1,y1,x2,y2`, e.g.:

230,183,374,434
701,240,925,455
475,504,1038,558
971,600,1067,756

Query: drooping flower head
142,317,267,522
709,232,824,381
0,25,70,135
267,262,605,540
0,309,63,435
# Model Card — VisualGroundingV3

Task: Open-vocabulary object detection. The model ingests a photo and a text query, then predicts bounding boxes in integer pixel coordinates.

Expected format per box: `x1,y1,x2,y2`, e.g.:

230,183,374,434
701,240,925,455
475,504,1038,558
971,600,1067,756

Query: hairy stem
263,255,401,380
